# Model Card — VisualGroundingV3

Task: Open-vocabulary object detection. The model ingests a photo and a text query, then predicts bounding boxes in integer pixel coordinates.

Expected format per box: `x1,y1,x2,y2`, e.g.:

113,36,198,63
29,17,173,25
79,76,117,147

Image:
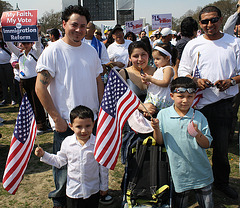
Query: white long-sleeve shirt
223,12,239,36
41,134,108,199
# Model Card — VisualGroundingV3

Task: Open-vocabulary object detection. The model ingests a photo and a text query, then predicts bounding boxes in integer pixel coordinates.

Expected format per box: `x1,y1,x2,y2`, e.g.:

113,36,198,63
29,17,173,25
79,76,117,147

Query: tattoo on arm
40,71,51,85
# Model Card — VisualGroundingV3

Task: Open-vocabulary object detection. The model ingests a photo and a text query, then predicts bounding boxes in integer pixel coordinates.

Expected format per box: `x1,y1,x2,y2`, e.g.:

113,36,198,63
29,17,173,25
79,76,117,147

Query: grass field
0,104,239,207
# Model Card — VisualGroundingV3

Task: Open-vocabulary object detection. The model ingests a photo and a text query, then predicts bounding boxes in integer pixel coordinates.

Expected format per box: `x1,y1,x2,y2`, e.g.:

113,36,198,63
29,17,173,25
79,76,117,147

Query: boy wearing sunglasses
179,6,240,200
151,77,214,208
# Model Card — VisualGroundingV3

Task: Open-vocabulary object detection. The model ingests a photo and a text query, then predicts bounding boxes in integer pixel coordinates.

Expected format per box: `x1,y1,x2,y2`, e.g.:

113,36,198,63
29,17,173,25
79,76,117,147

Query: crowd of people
0,2,240,208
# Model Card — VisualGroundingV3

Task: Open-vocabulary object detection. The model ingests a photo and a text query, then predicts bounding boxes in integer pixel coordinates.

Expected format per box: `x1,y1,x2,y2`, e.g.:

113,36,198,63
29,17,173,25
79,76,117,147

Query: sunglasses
200,17,220,25
173,87,196,94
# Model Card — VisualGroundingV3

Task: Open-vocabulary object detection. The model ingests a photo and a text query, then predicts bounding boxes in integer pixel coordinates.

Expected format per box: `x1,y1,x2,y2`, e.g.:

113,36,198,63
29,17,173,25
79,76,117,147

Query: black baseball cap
112,24,123,34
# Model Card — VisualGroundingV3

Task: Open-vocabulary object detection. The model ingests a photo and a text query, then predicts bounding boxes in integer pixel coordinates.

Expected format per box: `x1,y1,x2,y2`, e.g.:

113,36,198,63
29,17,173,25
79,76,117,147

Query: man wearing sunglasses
179,6,240,200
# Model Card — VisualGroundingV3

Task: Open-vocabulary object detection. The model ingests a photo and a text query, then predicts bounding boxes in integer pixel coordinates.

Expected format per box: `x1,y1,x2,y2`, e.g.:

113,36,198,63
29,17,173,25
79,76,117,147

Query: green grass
0,103,239,207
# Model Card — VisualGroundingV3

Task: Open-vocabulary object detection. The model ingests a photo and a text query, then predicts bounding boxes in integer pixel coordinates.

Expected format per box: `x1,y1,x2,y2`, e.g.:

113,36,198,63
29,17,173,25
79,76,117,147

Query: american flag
192,64,203,109
94,69,140,170
191,52,203,109
2,95,37,194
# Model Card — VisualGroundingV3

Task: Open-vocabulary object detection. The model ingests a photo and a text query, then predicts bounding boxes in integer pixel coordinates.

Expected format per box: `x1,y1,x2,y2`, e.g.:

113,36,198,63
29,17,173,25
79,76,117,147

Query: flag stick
140,101,154,120
113,68,154,120
197,51,200,65
35,135,40,148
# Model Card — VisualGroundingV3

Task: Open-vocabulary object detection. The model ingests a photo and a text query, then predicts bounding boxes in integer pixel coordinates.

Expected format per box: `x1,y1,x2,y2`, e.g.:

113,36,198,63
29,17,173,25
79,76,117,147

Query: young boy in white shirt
35,105,109,208
151,77,214,208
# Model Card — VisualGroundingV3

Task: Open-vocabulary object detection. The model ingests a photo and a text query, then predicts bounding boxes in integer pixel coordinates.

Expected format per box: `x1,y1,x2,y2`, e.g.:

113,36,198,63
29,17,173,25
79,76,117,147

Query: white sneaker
99,194,114,205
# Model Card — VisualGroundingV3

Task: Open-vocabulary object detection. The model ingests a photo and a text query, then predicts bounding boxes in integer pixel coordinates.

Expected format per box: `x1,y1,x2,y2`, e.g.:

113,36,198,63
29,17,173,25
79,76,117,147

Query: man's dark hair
181,17,198,38
95,31,102,36
50,28,60,40
236,13,240,25
170,77,197,92
199,6,221,20
124,31,137,41
70,105,94,124
62,5,91,23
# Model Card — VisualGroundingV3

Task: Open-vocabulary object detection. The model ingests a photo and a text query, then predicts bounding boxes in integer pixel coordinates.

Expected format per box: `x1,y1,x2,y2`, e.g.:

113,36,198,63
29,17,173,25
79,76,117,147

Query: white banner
117,0,134,10
142,25,149,37
101,24,114,37
125,19,143,35
152,13,172,30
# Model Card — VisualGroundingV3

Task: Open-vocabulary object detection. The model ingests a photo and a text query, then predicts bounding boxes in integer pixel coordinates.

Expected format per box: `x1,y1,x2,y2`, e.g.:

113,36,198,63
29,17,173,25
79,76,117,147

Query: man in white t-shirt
107,24,132,71
35,5,104,208
178,6,240,200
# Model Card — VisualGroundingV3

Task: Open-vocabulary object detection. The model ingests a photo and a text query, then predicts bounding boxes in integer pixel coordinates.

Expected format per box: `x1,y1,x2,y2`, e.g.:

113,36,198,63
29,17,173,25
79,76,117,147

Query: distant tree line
0,0,13,17
172,0,238,32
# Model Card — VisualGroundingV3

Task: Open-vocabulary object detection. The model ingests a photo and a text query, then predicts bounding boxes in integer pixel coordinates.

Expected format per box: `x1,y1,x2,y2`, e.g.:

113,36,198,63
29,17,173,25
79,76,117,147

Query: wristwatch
230,78,236,86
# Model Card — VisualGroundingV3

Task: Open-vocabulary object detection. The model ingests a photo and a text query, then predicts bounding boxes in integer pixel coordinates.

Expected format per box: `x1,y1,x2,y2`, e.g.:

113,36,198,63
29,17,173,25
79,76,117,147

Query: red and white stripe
192,88,203,109
2,118,36,194
94,89,139,170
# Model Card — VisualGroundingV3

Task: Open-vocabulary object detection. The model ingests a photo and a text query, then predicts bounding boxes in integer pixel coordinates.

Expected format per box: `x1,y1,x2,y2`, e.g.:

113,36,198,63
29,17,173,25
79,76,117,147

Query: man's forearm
97,75,104,105
35,71,61,123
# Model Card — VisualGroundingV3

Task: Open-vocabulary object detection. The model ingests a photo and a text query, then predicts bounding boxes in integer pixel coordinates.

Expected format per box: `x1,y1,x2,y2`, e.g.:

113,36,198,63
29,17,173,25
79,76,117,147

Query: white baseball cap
172,30,177,35
161,28,172,36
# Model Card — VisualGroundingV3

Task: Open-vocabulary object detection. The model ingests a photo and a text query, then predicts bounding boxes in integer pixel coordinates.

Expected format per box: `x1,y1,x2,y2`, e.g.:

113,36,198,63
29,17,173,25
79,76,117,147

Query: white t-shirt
178,34,240,109
10,53,20,82
36,39,103,128
82,38,110,65
107,39,132,70
0,43,11,64
7,38,42,79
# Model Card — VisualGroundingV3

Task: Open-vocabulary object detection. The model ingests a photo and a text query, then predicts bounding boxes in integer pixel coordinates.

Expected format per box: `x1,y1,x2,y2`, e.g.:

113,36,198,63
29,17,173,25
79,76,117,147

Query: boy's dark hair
62,5,91,23
70,105,94,123
170,77,197,92
199,6,221,20
154,43,178,66
95,31,102,36
50,28,60,40
181,17,198,38
124,31,137,41
128,40,150,57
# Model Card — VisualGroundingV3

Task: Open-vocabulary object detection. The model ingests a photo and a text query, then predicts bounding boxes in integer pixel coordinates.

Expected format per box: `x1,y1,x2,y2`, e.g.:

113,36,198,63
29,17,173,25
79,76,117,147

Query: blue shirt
157,105,214,193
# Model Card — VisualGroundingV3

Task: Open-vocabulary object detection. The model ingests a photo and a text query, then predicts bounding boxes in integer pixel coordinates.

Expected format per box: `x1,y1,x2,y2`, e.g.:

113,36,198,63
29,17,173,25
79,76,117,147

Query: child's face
70,117,94,143
152,50,170,68
129,47,149,69
22,42,33,52
170,91,196,115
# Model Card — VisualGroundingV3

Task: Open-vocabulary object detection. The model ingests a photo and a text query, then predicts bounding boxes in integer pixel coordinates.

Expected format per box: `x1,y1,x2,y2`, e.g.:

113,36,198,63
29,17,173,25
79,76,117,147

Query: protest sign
1,10,38,42
152,13,172,30
125,19,143,35
101,24,114,39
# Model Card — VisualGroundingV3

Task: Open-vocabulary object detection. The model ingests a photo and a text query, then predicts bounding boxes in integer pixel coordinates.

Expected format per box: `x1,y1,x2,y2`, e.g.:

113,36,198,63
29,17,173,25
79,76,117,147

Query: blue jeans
48,127,74,207
0,63,15,102
174,184,213,208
